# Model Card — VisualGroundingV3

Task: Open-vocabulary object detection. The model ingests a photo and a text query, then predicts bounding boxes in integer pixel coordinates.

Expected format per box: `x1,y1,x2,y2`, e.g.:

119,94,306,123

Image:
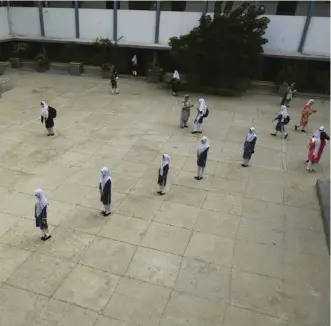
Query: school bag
203,107,209,118
49,106,57,118
284,115,290,125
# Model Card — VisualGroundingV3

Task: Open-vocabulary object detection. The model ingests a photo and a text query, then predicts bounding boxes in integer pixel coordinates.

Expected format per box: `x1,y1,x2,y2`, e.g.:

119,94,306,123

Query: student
40,101,56,136
192,98,207,134
110,66,119,95
313,126,325,139
157,154,170,195
306,131,330,172
281,83,296,106
271,105,289,139
131,54,138,76
295,99,316,132
34,188,51,241
171,70,180,96
180,94,193,128
195,136,209,180
99,167,112,216
242,127,257,167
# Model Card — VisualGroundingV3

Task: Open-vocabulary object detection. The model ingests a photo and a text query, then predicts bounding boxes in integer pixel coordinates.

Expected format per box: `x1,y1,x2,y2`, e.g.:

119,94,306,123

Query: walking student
195,136,209,180
110,66,119,95
295,99,316,132
99,167,112,216
131,54,138,76
192,98,208,134
271,105,290,139
180,94,193,128
306,131,330,172
171,70,180,96
34,188,51,241
40,101,56,136
157,154,170,195
242,127,257,167
281,82,296,106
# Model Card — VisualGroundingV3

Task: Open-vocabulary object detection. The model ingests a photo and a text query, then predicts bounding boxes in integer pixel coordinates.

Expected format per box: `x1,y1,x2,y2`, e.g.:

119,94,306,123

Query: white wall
0,7,9,39
303,17,330,57
118,10,155,44
10,7,40,38
43,8,76,39
159,11,201,45
263,15,306,53
79,9,113,40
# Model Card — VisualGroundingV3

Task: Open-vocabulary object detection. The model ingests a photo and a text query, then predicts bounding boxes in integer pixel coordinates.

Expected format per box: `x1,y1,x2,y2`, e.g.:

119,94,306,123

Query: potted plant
147,63,164,83
92,37,113,78
9,42,28,68
35,52,50,72
0,61,9,75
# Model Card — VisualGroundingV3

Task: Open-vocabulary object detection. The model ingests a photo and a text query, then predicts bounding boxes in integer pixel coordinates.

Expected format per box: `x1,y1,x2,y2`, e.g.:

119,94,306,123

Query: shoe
159,192,165,196
180,126,184,129
301,130,307,133
284,134,288,139
198,177,203,180
305,160,309,163
270,133,276,136
197,131,202,134
50,134,54,136
41,236,46,240
191,131,197,134
47,134,51,136
194,176,199,180
241,164,248,167
157,191,162,194
184,125,188,128
43,235,51,241
104,212,111,216
101,211,106,215
294,125,298,131
306,168,316,173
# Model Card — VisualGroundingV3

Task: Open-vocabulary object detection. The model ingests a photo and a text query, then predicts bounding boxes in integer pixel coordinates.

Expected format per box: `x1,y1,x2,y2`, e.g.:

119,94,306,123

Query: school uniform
110,70,119,94
242,128,257,167
171,70,180,95
180,97,192,128
157,154,170,195
192,99,207,134
195,137,209,180
271,106,288,139
131,55,138,76
40,101,55,136
34,188,51,241
99,167,112,215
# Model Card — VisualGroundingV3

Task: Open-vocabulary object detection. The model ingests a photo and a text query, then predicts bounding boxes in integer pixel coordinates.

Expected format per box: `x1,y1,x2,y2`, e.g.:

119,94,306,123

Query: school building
0,1,330,90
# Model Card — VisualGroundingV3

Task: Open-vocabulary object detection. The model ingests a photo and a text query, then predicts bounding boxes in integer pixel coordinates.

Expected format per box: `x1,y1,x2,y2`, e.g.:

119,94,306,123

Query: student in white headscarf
192,98,207,134
313,126,325,139
40,101,56,136
131,54,138,76
34,188,51,241
271,105,289,139
242,127,257,167
99,167,112,216
195,136,209,180
157,154,170,195
171,69,180,96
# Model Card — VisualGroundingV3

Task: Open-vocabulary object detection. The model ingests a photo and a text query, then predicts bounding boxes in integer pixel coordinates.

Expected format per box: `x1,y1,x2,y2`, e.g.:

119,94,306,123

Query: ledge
316,178,330,252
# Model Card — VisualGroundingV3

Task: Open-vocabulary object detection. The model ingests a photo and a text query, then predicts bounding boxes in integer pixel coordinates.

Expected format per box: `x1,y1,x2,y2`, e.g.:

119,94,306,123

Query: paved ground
0,71,329,326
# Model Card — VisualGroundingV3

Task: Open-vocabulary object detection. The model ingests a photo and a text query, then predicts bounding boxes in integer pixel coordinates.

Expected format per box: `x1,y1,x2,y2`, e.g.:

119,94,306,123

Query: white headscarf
198,98,206,114
41,101,49,119
198,136,210,155
173,70,180,80
160,154,170,177
34,188,48,217
279,105,288,118
100,167,111,190
313,126,325,139
246,127,256,142
307,99,315,106
132,55,137,65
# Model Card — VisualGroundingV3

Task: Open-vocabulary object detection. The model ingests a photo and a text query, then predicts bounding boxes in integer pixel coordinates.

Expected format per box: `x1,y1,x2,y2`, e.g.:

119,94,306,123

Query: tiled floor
0,71,329,326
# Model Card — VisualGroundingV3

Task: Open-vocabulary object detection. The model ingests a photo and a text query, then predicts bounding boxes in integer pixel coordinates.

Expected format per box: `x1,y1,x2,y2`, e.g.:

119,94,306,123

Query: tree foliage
169,2,270,88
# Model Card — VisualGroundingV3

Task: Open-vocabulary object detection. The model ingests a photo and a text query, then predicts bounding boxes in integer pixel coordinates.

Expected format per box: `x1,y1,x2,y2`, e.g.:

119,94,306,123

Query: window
10,1,37,7
128,1,156,10
161,1,186,11
276,1,297,15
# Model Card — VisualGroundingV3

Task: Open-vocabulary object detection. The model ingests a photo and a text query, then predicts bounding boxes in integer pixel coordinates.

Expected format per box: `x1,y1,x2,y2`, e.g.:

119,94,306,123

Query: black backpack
284,115,290,125
203,107,209,118
49,107,57,118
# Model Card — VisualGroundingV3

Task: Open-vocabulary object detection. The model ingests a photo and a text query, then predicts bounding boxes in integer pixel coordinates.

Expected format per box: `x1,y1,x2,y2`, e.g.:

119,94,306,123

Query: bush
169,2,270,89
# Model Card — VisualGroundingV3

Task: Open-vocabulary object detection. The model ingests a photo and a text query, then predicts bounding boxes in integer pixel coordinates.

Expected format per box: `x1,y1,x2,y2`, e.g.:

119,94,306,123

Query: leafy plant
92,37,113,67
34,52,49,62
10,42,28,58
169,2,270,89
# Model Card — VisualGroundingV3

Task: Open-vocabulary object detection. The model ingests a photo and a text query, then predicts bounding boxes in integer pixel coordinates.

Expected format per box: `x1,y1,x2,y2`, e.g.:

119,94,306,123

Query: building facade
0,1,330,61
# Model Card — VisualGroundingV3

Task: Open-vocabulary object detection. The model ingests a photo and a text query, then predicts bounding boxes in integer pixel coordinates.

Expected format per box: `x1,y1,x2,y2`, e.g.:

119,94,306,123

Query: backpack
284,115,290,125
203,107,209,118
49,107,57,118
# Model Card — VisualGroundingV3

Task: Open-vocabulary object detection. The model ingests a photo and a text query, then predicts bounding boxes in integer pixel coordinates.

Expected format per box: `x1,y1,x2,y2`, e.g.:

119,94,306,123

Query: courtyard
0,71,329,326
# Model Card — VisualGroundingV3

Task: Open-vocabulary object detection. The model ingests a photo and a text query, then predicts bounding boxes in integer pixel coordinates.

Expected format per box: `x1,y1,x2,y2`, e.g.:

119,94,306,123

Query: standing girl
242,127,257,167
40,101,56,136
110,66,119,95
34,188,51,241
99,167,112,216
157,154,170,195
192,98,207,134
171,70,180,96
195,136,209,180
131,54,138,76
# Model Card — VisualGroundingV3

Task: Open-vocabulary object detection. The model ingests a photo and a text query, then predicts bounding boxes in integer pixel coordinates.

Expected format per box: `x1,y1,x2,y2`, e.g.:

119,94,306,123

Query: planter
69,61,84,76
0,61,9,75
147,69,163,83
9,57,22,69
35,59,49,73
